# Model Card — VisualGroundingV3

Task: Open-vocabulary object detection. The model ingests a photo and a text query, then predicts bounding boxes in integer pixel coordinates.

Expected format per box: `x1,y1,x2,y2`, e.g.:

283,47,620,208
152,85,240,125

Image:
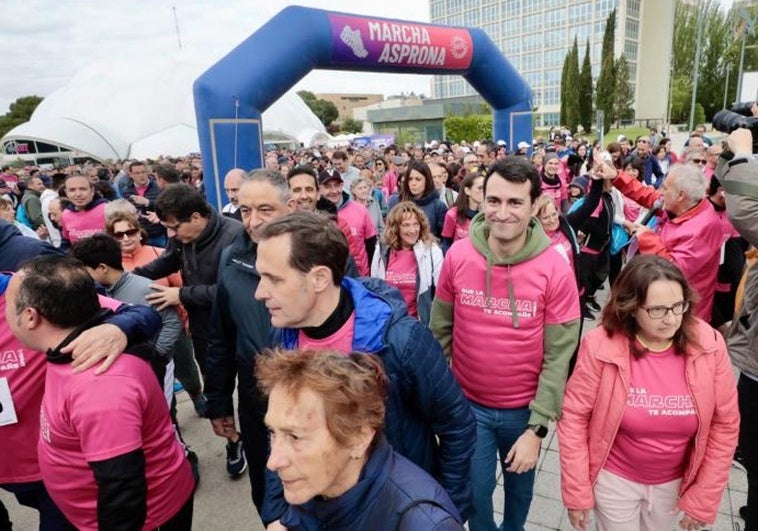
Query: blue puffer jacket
262,277,475,524
281,436,463,531
0,219,62,271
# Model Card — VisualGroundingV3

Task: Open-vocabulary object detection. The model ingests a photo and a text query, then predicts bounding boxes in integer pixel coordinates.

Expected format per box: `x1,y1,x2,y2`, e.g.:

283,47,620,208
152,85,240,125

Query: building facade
316,93,384,122
429,0,674,127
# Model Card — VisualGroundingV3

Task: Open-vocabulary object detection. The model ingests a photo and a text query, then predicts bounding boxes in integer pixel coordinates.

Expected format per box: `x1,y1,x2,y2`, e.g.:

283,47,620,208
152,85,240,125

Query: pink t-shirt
38,355,194,530
338,201,377,244
61,203,107,243
541,178,567,212
605,345,698,485
0,293,47,484
442,207,472,242
385,249,418,317
298,314,356,354
547,229,574,269
436,238,580,407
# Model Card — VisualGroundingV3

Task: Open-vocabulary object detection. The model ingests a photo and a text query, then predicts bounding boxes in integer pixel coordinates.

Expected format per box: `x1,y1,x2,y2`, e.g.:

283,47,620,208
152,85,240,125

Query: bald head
224,168,246,207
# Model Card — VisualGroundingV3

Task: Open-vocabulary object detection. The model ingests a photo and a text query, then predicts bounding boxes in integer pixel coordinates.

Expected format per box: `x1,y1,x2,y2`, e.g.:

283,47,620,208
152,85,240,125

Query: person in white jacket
371,201,443,324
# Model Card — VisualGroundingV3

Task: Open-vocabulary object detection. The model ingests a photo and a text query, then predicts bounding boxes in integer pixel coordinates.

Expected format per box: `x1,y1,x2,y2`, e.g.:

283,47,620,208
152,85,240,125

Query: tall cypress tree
596,8,617,133
566,37,581,132
579,39,593,133
560,49,571,127
614,55,635,121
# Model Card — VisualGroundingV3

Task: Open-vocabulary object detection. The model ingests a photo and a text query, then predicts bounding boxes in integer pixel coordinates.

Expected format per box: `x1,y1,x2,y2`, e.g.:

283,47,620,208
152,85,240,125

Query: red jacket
558,321,739,523
613,171,722,321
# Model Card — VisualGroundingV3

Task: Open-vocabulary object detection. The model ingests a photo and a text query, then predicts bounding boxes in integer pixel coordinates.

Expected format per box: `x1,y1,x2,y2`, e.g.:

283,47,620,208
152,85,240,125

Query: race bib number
0,377,18,426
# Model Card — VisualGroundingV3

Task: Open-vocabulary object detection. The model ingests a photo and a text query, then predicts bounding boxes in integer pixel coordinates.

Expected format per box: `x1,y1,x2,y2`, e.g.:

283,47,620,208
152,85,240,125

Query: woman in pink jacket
558,255,739,531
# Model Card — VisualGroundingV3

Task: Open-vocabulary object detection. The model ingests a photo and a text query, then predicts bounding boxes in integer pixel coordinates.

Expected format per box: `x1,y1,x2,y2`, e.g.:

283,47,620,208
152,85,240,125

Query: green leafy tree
341,118,364,134
579,39,594,133
443,115,493,143
297,91,339,126
0,95,43,138
614,55,635,121
694,102,706,127
596,8,617,133
566,37,581,132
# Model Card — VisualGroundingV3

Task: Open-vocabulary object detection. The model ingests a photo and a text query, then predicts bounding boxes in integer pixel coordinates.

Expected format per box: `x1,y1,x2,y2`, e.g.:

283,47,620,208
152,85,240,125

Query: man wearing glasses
133,183,241,377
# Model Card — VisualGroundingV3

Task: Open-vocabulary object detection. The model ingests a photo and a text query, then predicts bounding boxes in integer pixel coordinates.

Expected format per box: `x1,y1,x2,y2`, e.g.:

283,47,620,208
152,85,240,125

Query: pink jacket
613,171,722,321
558,321,739,523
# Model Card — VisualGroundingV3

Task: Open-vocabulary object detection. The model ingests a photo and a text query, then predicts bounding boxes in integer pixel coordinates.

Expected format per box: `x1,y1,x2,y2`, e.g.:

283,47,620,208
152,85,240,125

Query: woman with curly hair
371,201,443,324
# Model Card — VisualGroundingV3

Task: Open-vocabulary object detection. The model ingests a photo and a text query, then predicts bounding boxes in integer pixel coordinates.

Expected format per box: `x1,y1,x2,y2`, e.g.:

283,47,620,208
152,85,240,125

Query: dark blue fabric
281,436,463,531
0,219,62,272
264,277,475,524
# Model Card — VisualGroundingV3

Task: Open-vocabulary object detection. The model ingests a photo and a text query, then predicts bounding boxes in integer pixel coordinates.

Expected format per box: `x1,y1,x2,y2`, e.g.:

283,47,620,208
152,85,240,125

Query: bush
443,115,493,143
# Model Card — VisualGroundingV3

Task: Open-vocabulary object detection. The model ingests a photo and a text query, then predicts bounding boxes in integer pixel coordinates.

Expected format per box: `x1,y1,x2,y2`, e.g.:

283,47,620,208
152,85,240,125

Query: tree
560,49,571,127
0,95,43,138
297,90,339,126
596,9,617,133
614,55,635,121
341,118,364,134
579,39,594,133
566,37,581,132
443,115,493,143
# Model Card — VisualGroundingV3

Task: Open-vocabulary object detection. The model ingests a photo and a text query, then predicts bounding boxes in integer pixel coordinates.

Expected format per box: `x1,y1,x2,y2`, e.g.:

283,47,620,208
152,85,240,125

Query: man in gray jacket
718,127,758,530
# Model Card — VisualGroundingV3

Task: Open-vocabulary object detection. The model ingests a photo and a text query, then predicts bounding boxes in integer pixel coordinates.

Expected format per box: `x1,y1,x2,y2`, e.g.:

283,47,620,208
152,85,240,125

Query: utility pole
173,6,183,51
689,6,705,132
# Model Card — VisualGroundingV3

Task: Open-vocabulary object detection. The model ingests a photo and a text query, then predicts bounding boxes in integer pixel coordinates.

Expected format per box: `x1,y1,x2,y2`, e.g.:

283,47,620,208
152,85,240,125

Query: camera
712,101,758,152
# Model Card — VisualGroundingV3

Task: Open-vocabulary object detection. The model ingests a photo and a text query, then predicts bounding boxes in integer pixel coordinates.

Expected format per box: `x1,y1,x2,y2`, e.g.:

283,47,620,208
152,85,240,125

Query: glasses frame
112,227,141,239
639,301,689,319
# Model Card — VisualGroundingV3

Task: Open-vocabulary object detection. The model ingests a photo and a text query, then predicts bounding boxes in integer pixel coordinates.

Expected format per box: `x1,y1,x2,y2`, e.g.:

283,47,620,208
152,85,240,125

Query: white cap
496,139,506,146
473,141,481,148
617,135,628,142
517,141,530,150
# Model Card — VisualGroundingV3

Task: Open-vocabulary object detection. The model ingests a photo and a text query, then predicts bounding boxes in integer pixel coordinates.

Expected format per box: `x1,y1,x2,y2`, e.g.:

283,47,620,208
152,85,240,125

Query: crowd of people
0,123,755,531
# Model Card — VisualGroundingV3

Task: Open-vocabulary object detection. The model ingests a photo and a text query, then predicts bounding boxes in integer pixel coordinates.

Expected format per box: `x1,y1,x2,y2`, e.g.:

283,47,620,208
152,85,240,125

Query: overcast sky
0,0,432,115
2,0,737,115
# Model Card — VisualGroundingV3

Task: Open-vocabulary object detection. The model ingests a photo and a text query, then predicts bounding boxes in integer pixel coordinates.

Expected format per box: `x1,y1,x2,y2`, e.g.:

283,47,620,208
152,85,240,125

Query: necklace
636,334,673,353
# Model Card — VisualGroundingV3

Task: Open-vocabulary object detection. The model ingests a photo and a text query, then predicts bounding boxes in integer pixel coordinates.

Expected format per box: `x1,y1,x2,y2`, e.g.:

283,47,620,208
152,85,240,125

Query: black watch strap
528,424,548,438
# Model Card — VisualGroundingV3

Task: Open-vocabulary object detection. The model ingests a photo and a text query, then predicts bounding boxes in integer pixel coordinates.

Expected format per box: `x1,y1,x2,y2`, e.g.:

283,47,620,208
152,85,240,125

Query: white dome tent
1,56,330,163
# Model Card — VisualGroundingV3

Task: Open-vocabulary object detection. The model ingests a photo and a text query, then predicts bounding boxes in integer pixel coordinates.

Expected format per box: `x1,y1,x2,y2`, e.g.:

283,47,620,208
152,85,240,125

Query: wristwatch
527,424,548,438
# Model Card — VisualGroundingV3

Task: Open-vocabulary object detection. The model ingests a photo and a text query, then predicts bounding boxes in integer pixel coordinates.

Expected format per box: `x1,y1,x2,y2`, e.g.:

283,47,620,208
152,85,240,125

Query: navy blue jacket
0,219,62,271
204,229,271,419
281,436,463,531
262,277,475,523
389,191,448,239
120,178,166,241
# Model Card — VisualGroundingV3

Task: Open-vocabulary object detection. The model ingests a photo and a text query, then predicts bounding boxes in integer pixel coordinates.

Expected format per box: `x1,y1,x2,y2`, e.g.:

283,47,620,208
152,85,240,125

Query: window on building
627,0,641,19
464,9,480,26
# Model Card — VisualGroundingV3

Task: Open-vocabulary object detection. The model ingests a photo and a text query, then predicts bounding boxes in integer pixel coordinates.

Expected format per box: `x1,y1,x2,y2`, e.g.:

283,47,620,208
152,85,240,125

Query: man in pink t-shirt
5,257,194,531
431,157,581,530
60,174,107,245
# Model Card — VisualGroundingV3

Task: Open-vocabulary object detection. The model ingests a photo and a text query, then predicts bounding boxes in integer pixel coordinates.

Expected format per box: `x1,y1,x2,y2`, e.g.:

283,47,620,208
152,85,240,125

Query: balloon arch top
193,5,533,209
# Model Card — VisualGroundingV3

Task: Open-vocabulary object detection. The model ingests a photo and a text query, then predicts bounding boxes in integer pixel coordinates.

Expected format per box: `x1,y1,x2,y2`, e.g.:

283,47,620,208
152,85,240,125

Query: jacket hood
0,219,22,247
468,212,551,328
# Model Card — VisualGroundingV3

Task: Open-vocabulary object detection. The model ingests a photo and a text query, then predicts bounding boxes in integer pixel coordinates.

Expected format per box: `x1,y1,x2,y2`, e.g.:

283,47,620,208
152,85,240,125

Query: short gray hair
668,163,707,203
241,168,291,204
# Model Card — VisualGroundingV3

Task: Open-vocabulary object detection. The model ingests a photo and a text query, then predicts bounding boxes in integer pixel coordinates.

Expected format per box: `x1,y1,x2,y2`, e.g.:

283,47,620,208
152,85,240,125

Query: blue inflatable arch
194,5,533,208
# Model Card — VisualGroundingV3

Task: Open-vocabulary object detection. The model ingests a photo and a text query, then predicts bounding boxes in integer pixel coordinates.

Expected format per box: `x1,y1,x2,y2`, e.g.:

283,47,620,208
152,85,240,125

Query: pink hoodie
558,321,739,524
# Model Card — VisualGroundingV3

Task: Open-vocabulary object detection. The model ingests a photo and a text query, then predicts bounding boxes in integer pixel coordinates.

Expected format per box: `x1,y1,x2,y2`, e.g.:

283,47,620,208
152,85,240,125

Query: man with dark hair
205,169,293,507
60,174,108,246
6,256,194,530
631,135,664,188
287,165,364,276
431,157,581,530
255,210,476,527
121,161,166,247
153,163,181,189
70,234,183,403
330,150,359,192
134,183,241,376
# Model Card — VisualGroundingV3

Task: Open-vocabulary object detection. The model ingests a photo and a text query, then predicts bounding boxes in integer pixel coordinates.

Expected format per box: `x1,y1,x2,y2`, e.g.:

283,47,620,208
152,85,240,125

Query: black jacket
204,229,271,419
120,178,166,241
133,209,241,342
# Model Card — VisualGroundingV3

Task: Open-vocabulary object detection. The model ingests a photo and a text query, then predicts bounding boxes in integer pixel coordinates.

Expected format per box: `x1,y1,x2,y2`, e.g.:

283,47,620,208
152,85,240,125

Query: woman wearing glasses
558,255,739,531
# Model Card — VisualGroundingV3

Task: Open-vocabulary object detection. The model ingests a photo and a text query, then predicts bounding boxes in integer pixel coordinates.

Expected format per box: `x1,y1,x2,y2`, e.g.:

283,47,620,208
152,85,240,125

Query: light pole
689,6,705,132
